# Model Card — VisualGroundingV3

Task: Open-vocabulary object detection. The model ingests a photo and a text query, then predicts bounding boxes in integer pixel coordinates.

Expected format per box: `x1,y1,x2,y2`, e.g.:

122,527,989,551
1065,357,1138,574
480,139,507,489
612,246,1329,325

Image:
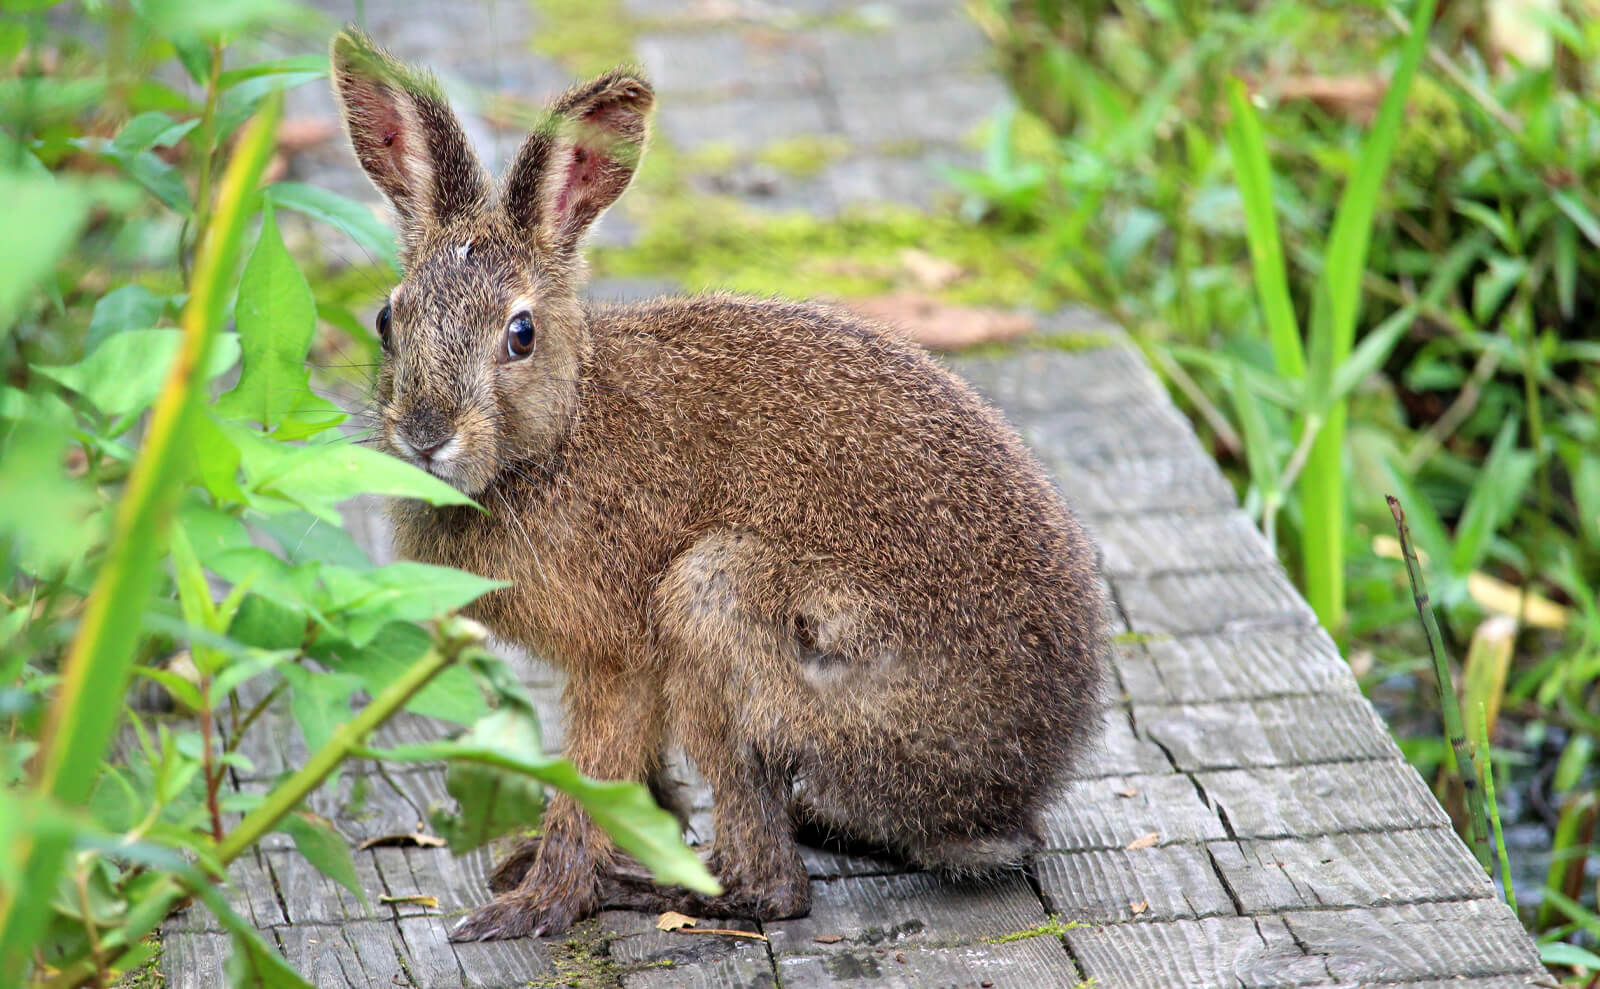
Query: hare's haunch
332,28,1107,942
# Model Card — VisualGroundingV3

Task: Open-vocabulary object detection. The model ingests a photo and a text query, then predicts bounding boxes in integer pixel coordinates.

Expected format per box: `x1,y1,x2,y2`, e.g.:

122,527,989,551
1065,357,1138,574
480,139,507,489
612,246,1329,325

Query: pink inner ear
371,102,411,183
553,144,609,219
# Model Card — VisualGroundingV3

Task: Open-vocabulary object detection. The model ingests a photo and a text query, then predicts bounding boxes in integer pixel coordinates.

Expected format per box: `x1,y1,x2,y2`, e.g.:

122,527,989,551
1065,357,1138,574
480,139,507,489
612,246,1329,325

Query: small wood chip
655,911,768,941
899,248,964,290
813,935,844,944
894,951,906,963
1124,831,1160,851
1115,787,1139,798
1129,899,1149,915
981,982,995,988
358,832,447,850
378,894,439,909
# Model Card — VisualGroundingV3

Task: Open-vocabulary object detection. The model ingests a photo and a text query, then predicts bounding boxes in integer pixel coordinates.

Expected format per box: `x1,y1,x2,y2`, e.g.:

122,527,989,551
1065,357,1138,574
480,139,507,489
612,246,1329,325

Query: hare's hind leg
624,532,814,920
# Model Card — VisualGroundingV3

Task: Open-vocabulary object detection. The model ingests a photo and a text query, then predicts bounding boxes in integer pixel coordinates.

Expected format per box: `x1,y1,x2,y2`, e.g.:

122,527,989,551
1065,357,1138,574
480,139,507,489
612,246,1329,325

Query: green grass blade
1300,0,1437,633
0,97,282,988
1224,76,1304,380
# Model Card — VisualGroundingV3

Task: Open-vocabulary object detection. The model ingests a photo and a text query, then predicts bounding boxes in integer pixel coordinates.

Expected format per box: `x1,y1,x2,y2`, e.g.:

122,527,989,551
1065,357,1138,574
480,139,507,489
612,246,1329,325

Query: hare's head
331,30,652,495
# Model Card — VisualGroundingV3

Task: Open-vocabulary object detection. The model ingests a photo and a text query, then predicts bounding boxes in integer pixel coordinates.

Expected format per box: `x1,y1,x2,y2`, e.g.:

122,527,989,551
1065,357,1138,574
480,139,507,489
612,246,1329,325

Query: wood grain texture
1094,509,1278,578
1066,914,1330,988
1192,760,1451,838
1134,696,1402,771
1116,566,1317,635
775,937,1082,988
1032,842,1236,923
1284,900,1545,983
1114,626,1353,704
1040,772,1228,850
763,872,1048,957
1207,827,1495,913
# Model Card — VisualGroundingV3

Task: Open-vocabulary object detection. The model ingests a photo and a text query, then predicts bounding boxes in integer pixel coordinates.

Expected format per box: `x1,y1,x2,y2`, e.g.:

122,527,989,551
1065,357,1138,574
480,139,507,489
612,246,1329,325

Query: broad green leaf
0,173,90,331
0,418,100,571
431,708,546,854
279,663,362,756
191,411,248,503
227,595,307,652
86,284,169,350
321,562,507,647
221,913,317,989
250,443,478,523
369,731,719,893
267,182,400,274
112,111,197,155
250,511,372,570
278,811,367,906
215,206,319,431
218,56,329,89
323,622,489,726
36,329,240,418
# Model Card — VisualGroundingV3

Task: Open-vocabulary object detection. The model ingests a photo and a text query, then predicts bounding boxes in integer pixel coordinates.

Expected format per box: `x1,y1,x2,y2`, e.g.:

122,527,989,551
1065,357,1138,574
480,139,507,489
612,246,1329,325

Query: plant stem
1387,493,1489,868
1474,705,1517,915
40,633,470,989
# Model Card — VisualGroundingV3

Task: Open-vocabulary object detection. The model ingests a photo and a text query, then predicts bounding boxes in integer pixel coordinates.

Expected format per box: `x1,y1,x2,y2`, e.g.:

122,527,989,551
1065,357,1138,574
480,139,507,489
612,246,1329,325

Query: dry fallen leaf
899,248,965,290
358,832,447,850
813,935,844,944
1125,831,1160,851
379,894,439,909
1371,534,1571,628
655,911,768,941
847,293,1035,351
1129,899,1149,915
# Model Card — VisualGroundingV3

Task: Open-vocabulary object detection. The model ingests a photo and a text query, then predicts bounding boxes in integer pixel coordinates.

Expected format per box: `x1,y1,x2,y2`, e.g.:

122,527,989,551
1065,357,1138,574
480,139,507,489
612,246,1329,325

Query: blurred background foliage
951,0,1599,972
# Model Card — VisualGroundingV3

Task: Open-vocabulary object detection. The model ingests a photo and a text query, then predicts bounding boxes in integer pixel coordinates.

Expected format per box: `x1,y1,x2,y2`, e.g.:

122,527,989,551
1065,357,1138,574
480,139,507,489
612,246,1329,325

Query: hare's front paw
450,881,597,941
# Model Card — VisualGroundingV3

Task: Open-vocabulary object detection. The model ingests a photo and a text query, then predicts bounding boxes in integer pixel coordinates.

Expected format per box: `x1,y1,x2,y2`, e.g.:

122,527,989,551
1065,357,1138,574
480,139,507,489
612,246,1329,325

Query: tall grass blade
1301,0,1437,633
1224,77,1304,379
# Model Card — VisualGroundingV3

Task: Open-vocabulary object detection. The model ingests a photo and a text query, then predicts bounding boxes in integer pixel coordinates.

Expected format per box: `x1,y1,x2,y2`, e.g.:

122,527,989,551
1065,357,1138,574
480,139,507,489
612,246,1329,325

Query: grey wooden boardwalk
160,0,1551,985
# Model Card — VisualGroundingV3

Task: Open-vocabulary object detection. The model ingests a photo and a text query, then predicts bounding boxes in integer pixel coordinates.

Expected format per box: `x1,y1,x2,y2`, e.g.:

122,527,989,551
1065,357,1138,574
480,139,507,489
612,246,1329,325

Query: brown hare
330,29,1106,941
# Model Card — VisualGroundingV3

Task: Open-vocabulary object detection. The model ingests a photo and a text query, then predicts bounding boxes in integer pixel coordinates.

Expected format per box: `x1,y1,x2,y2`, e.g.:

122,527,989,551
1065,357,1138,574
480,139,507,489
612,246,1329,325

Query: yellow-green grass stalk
0,97,282,989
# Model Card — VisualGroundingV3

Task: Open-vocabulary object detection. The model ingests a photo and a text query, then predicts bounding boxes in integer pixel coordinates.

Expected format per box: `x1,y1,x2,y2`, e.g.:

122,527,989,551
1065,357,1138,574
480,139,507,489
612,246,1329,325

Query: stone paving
161,1,1554,986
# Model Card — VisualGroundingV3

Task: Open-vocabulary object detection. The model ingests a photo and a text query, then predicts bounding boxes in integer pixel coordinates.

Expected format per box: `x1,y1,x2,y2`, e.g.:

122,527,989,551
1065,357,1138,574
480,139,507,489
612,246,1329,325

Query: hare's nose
398,423,456,463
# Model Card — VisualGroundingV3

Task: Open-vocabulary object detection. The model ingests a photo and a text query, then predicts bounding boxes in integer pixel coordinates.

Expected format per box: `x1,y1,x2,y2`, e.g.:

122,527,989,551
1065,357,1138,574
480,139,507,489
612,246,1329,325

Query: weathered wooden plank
391,915,471,988
444,922,559,987
1208,828,1494,913
1193,759,1450,838
775,937,1082,988
159,930,233,989
1040,772,1227,851
1284,900,1545,983
952,340,1164,414
275,922,404,989
367,841,498,918
1020,402,1210,469
264,847,384,925
1114,626,1354,705
1070,705,1175,779
1032,843,1236,924
1134,696,1401,771
1116,566,1317,636
1065,914,1328,988
1094,509,1277,578
763,872,1048,957
1050,453,1238,518
623,952,778,988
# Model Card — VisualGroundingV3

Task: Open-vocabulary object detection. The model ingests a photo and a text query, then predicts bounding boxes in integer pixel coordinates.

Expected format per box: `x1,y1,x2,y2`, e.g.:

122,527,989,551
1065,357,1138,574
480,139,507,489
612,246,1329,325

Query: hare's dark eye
506,311,535,359
375,303,392,347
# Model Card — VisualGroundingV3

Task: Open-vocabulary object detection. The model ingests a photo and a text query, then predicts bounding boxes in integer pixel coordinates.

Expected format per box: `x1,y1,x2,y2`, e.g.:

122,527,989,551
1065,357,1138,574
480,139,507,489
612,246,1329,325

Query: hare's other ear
330,29,488,250
503,69,653,256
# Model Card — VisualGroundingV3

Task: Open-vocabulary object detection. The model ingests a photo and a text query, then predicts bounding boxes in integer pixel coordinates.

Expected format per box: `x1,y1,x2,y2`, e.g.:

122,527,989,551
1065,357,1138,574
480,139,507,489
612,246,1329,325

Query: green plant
0,5,712,987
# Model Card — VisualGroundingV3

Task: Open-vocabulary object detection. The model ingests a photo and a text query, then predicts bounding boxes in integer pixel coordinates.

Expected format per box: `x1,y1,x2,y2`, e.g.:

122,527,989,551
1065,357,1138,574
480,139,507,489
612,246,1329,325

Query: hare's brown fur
332,29,1106,941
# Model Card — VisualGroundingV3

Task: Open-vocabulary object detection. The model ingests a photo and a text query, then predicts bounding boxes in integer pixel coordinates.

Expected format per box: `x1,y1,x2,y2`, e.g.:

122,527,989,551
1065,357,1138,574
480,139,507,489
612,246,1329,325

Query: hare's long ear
330,29,488,253
502,69,653,257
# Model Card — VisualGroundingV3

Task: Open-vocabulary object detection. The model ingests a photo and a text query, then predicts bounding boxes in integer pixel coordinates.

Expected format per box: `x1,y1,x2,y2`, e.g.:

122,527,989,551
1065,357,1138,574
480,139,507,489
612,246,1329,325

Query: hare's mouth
392,431,472,491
